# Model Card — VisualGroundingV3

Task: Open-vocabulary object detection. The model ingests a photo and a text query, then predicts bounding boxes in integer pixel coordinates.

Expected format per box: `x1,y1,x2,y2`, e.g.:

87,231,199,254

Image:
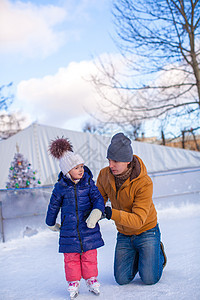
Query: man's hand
104,206,112,220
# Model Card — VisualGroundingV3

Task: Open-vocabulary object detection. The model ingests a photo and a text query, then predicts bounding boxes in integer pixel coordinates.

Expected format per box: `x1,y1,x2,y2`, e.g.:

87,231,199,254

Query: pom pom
49,137,73,159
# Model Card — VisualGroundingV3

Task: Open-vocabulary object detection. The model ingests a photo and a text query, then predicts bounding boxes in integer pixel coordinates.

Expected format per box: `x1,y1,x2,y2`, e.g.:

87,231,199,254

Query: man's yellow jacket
97,155,157,235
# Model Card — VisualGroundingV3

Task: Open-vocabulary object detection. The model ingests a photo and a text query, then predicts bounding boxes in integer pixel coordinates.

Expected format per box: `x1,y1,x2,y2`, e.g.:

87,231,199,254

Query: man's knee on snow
141,273,160,285
114,273,134,285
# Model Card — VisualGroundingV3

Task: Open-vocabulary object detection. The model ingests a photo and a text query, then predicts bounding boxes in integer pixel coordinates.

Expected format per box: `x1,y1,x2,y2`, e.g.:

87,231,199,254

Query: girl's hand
86,209,102,229
48,223,61,232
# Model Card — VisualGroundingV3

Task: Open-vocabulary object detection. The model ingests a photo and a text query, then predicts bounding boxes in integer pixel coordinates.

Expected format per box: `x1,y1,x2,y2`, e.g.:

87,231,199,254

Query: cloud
16,53,137,129
0,0,67,58
0,0,110,59
16,58,103,127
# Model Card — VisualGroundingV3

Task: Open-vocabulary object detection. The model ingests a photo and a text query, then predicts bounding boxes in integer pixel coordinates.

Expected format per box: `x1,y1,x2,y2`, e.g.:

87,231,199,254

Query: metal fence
0,167,200,243
150,167,200,209
0,186,53,242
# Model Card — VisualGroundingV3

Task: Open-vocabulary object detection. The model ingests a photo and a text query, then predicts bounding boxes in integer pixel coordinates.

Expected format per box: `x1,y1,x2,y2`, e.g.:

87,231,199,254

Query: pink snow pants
64,249,98,281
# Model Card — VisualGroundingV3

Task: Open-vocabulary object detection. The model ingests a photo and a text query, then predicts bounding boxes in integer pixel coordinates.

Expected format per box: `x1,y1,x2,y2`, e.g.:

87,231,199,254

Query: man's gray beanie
107,133,133,162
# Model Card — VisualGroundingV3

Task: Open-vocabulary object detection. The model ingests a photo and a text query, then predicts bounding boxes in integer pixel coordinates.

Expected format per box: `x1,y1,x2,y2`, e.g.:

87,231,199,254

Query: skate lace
87,277,99,287
68,281,79,289
90,279,97,284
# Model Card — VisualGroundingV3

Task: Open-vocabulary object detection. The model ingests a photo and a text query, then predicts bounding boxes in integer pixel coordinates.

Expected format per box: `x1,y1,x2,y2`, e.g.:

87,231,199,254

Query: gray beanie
107,133,133,162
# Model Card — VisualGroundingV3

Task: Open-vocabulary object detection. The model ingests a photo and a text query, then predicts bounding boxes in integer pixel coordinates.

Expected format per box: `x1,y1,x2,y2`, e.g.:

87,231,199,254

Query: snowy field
0,195,200,300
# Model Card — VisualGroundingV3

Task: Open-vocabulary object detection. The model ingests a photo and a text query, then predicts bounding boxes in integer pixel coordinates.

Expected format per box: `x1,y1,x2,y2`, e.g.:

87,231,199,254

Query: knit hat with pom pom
49,137,84,175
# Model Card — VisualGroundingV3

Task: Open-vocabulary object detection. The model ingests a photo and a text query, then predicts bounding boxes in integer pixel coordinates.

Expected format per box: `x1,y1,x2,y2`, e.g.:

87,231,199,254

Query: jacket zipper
60,215,66,228
116,190,121,209
116,188,125,231
74,184,84,252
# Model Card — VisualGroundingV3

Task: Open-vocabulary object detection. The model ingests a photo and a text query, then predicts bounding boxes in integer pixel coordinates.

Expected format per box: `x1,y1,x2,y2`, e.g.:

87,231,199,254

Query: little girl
46,137,105,299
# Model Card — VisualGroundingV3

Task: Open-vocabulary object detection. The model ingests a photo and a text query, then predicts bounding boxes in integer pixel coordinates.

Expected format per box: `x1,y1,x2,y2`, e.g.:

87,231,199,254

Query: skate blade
90,289,100,296
70,291,79,299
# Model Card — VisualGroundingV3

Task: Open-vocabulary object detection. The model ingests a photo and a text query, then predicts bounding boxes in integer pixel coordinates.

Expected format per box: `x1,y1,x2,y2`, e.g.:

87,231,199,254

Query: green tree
6,145,41,189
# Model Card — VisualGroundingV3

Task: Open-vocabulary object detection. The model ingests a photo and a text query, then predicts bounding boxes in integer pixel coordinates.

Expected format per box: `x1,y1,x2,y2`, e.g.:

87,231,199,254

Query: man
97,133,167,285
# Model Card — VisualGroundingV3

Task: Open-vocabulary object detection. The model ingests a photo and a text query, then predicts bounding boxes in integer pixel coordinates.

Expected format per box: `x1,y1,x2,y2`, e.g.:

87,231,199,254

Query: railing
0,167,200,242
0,186,53,242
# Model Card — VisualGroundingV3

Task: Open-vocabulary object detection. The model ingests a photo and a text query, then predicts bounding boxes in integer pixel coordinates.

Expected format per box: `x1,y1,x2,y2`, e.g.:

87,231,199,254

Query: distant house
165,134,200,151
137,133,200,151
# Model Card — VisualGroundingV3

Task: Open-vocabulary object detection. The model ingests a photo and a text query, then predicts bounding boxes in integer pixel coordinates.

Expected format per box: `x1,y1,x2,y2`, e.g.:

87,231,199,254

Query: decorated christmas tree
6,144,41,189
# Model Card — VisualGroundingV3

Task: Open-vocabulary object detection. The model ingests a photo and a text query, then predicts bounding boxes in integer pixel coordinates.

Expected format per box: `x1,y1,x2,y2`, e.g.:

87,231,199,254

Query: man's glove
48,223,61,232
86,209,102,229
104,206,112,220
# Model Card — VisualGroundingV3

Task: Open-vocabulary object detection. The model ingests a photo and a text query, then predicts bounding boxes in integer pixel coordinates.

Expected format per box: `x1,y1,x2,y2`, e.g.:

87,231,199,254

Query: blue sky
0,0,118,131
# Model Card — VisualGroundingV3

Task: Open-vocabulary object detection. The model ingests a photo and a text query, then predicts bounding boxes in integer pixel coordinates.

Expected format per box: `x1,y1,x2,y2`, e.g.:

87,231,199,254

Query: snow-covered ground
1,196,200,300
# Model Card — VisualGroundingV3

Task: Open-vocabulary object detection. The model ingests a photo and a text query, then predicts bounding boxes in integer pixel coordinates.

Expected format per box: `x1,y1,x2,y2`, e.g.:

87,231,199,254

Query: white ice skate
86,277,100,295
68,280,80,299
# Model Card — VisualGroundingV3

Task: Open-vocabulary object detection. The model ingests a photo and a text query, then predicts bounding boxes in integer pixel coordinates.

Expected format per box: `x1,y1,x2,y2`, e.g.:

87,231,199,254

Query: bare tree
180,127,200,150
0,113,25,140
82,117,143,139
0,83,25,140
190,127,200,150
123,121,143,140
0,82,14,110
82,122,98,134
91,0,200,140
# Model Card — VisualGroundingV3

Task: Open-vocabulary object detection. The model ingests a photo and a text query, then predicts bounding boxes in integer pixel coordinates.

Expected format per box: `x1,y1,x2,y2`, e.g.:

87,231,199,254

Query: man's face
108,159,130,175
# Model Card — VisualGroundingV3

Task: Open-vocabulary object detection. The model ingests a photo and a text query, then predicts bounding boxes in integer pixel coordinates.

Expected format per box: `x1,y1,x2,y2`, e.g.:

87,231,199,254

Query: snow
0,197,200,300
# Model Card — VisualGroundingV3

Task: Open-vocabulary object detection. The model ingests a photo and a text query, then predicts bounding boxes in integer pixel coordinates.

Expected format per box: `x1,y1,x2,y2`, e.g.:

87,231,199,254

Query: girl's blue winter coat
46,166,105,253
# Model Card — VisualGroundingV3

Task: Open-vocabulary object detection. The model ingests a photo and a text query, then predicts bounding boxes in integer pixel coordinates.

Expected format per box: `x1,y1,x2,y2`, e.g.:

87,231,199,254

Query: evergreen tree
6,145,41,189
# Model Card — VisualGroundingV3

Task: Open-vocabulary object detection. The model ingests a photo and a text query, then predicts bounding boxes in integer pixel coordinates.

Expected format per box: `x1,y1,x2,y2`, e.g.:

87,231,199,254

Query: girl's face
69,164,84,180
